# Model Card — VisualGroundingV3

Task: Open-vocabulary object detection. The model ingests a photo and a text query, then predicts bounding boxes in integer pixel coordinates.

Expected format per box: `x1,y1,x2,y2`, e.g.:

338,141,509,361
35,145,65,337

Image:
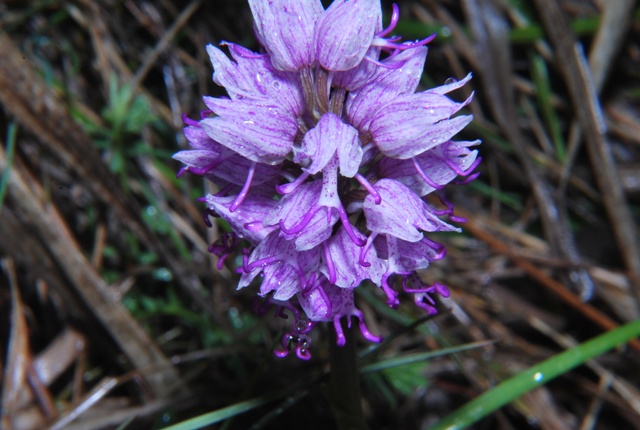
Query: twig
459,209,640,354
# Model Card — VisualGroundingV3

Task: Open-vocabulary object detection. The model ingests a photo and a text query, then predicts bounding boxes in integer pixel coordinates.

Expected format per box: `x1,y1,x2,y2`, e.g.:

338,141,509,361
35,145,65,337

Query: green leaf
161,387,296,430
382,362,428,395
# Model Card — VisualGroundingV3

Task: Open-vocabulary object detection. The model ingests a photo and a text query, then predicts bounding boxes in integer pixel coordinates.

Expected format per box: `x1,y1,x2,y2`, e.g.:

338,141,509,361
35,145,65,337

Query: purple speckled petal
265,181,320,229
369,91,474,159
298,282,381,345
294,113,340,174
298,281,355,322
172,149,220,170
294,113,361,177
205,192,278,244
183,125,224,152
239,231,320,300
363,179,459,242
206,43,305,116
201,98,297,164
374,234,445,273
332,46,380,91
379,140,480,196
322,226,385,288
314,0,381,71
249,0,324,71
346,46,428,130
265,181,340,250
206,154,281,186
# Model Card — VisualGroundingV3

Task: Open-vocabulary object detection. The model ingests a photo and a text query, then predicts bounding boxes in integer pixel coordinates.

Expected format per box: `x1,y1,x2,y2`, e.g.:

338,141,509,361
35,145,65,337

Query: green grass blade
0,122,18,213
427,319,640,430
161,387,294,430
360,340,497,374
530,53,566,161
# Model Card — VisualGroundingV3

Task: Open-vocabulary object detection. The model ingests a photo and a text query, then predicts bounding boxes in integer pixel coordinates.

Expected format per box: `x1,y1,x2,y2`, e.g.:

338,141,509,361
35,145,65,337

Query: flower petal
346,46,428,129
369,89,474,158
375,235,446,273
294,113,361,176
323,226,385,288
183,125,224,152
205,192,278,244
239,232,320,301
363,179,458,242
201,98,297,164
379,140,479,196
249,0,324,71
172,149,220,169
207,43,305,116
265,180,340,250
207,154,280,186
298,281,356,321
314,0,381,71
294,113,340,174
332,46,380,91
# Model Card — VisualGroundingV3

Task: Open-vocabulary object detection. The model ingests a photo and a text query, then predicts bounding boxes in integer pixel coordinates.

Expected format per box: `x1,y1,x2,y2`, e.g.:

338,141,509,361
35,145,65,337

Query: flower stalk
328,320,369,430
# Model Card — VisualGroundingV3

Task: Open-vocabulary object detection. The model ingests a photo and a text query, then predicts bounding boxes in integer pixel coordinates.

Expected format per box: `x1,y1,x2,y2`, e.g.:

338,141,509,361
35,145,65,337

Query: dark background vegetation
1,0,639,429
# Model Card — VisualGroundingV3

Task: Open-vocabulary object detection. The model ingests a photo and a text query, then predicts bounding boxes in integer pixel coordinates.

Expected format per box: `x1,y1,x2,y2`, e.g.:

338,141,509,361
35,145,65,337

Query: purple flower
174,0,479,359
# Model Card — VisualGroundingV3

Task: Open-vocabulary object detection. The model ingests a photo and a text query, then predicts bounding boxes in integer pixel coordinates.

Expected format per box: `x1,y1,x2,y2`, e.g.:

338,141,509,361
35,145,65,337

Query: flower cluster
174,0,479,360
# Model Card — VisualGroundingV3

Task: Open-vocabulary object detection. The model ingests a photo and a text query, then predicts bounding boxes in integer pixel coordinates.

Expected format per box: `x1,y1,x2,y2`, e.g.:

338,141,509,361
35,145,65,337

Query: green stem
328,320,369,430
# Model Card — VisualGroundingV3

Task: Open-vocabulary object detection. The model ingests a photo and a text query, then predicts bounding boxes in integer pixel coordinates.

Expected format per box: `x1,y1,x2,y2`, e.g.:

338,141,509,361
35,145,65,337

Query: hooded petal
205,192,278,244
294,113,360,176
293,113,340,174
206,154,281,186
172,149,220,170
239,231,320,300
322,226,384,288
183,125,225,152
374,234,446,273
346,46,428,130
314,0,381,71
363,179,458,242
379,140,480,196
249,0,324,71
298,281,356,321
207,43,305,116
201,98,297,164
369,91,474,159
332,46,380,91
265,181,340,250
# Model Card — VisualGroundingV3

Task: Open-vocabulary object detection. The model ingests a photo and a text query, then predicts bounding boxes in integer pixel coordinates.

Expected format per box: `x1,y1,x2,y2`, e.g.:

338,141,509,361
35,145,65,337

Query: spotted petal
369,92,474,159
322,226,384,289
314,0,380,71
205,192,278,244
379,140,480,196
201,98,297,165
346,46,428,129
207,43,304,116
363,179,459,242
249,0,324,71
